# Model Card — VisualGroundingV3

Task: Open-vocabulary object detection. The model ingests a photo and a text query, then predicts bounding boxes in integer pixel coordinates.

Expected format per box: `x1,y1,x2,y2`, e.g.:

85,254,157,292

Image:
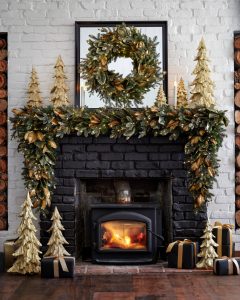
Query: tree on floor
26,67,42,108
44,206,70,257
177,78,188,108
189,38,215,108
8,192,42,274
196,220,218,269
50,55,70,108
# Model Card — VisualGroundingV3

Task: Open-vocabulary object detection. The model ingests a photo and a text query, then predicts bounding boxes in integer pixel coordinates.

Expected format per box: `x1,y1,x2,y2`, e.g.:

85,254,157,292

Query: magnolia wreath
80,23,162,107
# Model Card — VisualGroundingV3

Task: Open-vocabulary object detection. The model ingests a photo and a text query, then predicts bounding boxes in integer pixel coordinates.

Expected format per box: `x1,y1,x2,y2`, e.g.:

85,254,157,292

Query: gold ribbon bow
213,222,234,258
214,257,240,275
166,239,197,269
46,256,69,278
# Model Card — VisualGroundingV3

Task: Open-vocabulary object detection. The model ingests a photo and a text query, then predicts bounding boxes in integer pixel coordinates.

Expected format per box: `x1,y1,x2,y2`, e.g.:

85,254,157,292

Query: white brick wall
0,0,239,250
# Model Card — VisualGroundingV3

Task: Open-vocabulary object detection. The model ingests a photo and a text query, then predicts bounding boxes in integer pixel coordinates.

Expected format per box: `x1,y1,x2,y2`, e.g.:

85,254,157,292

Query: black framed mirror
75,21,168,107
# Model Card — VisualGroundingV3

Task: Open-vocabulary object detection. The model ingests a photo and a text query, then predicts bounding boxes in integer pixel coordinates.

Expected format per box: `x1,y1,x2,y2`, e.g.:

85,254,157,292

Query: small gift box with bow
4,239,19,270
166,240,198,269
41,256,75,278
212,222,233,257
213,257,240,275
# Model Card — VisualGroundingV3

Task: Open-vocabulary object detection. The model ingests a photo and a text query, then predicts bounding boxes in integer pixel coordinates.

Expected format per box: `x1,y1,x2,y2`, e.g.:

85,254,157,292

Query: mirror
75,21,168,108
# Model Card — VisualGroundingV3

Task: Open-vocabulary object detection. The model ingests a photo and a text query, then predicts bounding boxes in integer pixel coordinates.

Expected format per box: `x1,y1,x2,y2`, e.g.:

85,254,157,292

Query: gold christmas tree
8,192,42,274
177,78,188,107
26,67,42,108
154,84,167,107
50,55,70,107
189,38,215,108
44,207,70,257
196,221,218,269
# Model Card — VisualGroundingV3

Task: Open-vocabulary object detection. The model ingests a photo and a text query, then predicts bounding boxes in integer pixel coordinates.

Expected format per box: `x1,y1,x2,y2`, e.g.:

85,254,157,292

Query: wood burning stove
90,203,162,264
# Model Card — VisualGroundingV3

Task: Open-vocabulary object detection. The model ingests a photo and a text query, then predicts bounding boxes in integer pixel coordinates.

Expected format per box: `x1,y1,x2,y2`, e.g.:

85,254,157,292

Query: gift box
166,240,198,269
4,239,19,270
0,252,4,272
212,222,233,257
41,257,75,278
213,257,240,275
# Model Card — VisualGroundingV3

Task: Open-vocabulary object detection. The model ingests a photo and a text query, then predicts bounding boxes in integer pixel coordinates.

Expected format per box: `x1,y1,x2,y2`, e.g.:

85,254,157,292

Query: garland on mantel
11,105,228,211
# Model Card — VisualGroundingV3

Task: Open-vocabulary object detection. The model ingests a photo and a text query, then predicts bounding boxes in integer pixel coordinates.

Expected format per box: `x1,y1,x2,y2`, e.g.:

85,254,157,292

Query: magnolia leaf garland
80,23,162,108
11,105,227,211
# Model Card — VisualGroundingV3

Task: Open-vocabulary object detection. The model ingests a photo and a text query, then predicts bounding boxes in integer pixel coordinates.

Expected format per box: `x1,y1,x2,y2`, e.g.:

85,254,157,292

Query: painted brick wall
0,0,239,251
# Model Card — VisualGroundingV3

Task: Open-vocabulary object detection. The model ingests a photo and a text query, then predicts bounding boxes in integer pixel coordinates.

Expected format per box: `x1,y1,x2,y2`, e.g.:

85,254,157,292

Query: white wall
0,0,239,250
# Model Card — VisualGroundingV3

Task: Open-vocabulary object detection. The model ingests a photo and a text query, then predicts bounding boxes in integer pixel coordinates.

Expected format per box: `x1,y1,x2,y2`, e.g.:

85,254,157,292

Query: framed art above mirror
75,21,168,108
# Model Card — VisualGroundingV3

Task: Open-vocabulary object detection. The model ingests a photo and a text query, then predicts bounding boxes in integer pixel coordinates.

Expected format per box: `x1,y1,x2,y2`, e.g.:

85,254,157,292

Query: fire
101,220,147,250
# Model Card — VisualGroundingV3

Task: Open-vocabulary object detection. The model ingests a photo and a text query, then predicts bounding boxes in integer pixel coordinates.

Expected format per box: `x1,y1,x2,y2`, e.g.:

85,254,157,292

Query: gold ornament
50,56,70,108
154,84,167,107
189,38,215,108
26,67,43,108
177,78,188,107
8,192,42,274
196,220,218,269
44,207,71,258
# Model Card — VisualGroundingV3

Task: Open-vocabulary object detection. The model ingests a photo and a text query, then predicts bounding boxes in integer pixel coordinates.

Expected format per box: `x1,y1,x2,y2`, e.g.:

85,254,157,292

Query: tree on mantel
50,55,70,108
26,67,42,108
189,38,215,108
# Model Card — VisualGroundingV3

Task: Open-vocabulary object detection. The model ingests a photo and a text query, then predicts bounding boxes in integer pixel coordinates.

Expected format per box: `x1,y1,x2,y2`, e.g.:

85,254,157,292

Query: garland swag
11,105,228,211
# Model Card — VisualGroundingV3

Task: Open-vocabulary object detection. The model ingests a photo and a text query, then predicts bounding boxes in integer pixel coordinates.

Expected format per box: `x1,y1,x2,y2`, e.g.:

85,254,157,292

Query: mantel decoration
80,23,162,108
11,32,228,212
11,105,227,210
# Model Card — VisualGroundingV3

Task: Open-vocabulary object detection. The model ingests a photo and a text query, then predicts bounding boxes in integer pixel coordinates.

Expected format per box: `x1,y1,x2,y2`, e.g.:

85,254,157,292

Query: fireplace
40,135,207,260
90,204,162,264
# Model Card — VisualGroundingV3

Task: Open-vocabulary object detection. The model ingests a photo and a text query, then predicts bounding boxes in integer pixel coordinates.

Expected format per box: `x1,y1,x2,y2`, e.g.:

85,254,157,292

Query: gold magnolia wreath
80,23,162,107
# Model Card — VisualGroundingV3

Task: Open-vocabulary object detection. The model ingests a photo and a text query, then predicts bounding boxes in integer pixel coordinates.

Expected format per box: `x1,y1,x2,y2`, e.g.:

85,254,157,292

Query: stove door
100,220,147,251
96,211,152,253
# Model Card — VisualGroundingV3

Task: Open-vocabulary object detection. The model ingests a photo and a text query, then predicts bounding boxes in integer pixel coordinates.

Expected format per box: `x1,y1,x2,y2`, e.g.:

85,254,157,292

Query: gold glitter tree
50,55,70,107
26,67,42,108
8,192,42,274
154,84,167,107
177,78,188,107
189,38,215,108
44,207,70,257
196,221,218,269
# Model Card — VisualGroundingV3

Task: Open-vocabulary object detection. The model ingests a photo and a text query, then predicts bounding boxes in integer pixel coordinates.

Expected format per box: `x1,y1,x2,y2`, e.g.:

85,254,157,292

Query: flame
101,220,147,250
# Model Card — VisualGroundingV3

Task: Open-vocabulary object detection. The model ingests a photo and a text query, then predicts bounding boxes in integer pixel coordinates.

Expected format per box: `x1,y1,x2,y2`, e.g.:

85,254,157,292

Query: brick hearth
40,135,207,256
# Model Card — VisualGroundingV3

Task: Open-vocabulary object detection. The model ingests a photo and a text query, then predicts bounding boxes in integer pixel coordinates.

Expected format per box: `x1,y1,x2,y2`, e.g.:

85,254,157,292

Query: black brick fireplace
40,135,207,259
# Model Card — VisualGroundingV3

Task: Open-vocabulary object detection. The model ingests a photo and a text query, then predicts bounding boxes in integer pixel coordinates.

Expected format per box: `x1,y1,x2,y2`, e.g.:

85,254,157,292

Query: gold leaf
150,106,159,113
43,145,49,153
37,132,44,141
100,55,108,66
195,194,205,208
48,140,57,149
27,132,37,143
208,167,214,177
115,84,124,91
51,118,58,125
108,120,120,128
41,199,47,209
199,130,205,136
150,120,157,128
190,136,201,144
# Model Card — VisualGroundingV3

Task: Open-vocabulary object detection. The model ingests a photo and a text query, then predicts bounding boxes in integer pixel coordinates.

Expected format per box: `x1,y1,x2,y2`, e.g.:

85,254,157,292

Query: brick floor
75,261,212,275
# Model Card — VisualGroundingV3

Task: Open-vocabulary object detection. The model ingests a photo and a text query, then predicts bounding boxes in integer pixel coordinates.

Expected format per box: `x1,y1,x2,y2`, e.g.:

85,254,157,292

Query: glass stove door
100,220,147,251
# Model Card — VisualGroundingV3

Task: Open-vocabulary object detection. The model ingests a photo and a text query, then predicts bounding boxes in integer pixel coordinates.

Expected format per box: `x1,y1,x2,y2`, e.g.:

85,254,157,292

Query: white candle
174,80,178,108
81,82,85,107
